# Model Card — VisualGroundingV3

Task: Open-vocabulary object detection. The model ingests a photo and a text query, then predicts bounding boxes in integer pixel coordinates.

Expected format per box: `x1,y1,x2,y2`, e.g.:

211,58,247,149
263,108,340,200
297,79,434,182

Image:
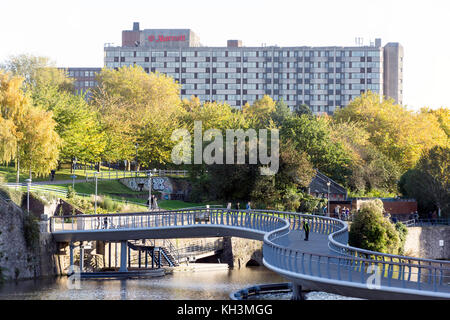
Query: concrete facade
404,226,450,260
101,22,404,114
383,43,404,105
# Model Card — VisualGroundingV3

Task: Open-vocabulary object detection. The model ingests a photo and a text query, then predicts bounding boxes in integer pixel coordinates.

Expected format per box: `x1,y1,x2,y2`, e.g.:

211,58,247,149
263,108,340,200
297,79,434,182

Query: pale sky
1,0,449,110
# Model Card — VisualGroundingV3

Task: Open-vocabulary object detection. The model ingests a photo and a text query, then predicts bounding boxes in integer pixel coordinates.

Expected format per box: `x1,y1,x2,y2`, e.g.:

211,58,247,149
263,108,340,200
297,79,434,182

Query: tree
0,71,61,180
330,121,401,194
280,114,352,184
242,95,277,128
1,54,73,92
293,104,313,118
93,66,182,169
334,91,448,171
399,146,450,217
349,200,403,254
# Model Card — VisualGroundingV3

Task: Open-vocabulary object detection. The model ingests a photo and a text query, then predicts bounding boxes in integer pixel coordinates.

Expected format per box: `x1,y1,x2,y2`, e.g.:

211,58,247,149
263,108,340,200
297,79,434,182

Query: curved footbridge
50,208,450,300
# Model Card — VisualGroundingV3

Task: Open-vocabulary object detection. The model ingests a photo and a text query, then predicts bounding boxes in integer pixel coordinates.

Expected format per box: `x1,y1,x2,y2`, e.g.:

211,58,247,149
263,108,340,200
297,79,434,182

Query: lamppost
135,143,139,172
94,172,98,215
148,168,157,211
25,178,32,213
327,181,331,217
148,171,152,211
71,175,77,191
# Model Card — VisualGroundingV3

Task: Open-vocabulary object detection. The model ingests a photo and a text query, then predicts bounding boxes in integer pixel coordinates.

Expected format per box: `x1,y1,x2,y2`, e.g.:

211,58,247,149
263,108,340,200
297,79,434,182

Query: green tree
334,91,448,171
399,146,450,217
349,200,403,254
280,114,352,184
93,66,182,169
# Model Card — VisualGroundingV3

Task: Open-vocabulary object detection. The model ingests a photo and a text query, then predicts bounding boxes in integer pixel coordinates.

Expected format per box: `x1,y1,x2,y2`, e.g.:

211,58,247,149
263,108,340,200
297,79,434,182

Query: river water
0,267,358,300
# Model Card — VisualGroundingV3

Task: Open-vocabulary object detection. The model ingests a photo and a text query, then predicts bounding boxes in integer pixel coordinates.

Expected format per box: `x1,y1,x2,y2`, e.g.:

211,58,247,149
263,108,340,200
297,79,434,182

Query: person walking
246,202,251,210
153,195,159,210
235,202,240,210
302,219,310,241
147,197,152,210
226,202,232,210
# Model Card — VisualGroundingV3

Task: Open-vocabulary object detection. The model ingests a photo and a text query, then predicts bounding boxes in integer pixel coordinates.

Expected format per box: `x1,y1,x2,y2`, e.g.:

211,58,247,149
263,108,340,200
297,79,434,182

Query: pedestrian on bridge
302,219,310,241
152,195,159,210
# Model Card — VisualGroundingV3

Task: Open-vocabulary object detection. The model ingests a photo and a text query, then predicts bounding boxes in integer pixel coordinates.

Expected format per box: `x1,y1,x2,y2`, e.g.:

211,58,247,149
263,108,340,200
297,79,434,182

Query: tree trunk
16,157,20,183
71,159,74,174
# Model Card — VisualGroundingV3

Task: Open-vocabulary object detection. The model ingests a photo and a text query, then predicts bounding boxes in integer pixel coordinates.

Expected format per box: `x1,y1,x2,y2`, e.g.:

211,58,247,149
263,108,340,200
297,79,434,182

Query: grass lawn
38,180,223,211
0,164,134,183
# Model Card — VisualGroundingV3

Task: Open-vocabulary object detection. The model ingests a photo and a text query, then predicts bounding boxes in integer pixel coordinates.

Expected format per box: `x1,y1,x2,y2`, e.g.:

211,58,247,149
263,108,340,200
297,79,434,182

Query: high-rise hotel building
102,22,403,113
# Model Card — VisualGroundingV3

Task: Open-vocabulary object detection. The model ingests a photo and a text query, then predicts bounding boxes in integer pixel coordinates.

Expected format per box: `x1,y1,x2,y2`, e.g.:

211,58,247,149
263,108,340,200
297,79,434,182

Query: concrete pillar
291,283,304,300
119,241,128,272
79,243,85,273
69,242,75,275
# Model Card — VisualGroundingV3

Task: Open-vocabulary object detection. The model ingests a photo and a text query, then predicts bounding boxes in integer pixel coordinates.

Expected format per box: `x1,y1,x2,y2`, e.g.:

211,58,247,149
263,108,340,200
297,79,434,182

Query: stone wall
404,226,450,260
0,199,58,282
220,237,263,269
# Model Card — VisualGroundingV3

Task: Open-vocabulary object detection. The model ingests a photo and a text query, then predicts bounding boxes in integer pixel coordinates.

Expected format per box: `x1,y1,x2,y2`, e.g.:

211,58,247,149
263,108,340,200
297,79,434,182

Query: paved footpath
273,229,336,256
270,229,450,295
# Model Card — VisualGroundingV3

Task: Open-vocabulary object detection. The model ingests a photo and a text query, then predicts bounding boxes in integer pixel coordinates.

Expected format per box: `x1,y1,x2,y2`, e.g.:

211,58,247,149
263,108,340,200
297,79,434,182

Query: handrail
49,208,450,296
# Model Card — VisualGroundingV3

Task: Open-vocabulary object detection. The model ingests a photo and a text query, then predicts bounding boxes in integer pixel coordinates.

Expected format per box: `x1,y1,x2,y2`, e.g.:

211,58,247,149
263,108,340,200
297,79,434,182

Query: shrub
67,186,76,199
349,200,402,254
23,212,40,251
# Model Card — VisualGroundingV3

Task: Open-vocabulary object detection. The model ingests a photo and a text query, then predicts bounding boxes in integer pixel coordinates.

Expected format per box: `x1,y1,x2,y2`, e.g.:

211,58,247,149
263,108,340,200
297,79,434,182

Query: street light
135,143,139,172
148,168,157,211
326,181,331,217
25,178,32,213
94,172,99,215
71,175,77,191
148,171,152,211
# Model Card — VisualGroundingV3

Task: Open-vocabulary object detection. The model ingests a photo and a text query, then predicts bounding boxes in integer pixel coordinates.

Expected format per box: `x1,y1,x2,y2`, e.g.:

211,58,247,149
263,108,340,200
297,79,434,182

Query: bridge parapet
50,208,450,299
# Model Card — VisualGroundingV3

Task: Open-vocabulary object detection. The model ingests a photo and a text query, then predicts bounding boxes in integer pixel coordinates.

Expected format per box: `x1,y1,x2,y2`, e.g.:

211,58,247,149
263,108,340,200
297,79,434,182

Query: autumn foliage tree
0,71,60,180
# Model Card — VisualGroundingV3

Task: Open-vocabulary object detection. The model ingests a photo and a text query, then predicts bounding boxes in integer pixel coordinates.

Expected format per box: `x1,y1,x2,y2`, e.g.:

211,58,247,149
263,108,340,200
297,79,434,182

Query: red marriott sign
148,35,186,42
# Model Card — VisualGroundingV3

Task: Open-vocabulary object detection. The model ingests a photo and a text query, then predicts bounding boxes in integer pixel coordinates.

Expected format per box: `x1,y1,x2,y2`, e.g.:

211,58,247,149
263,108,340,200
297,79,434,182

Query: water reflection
0,267,286,300
0,267,357,300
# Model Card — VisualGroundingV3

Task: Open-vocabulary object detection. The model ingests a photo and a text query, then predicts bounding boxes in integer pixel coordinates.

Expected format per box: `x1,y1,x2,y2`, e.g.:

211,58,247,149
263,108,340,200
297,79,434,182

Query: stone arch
245,259,261,267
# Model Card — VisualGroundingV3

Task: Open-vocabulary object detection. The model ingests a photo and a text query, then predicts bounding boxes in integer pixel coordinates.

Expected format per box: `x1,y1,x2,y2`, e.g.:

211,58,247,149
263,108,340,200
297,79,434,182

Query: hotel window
213,73,226,79
197,51,210,57
182,51,195,57
367,51,380,57
152,51,164,57
228,73,241,79
182,73,195,79
167,51,179,57
213,51,226,57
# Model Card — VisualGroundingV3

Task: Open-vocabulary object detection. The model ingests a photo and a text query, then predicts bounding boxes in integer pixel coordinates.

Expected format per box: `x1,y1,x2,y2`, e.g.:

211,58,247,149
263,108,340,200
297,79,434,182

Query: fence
84,169,188,181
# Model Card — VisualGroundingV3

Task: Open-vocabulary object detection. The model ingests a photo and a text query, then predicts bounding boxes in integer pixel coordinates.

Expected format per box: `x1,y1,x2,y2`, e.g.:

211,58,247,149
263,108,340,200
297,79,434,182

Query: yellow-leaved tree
334,91,448,171
0,71,61,181
93,66,183,169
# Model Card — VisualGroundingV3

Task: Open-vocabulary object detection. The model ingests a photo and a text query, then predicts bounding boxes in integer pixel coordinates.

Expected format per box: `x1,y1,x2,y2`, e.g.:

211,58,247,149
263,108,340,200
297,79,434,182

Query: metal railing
403,219,450,227
84,169,188,181
49,208,450,297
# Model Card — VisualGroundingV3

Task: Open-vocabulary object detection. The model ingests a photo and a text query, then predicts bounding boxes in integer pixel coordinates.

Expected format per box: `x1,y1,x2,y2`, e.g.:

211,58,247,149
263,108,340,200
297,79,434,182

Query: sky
1,0,449,110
